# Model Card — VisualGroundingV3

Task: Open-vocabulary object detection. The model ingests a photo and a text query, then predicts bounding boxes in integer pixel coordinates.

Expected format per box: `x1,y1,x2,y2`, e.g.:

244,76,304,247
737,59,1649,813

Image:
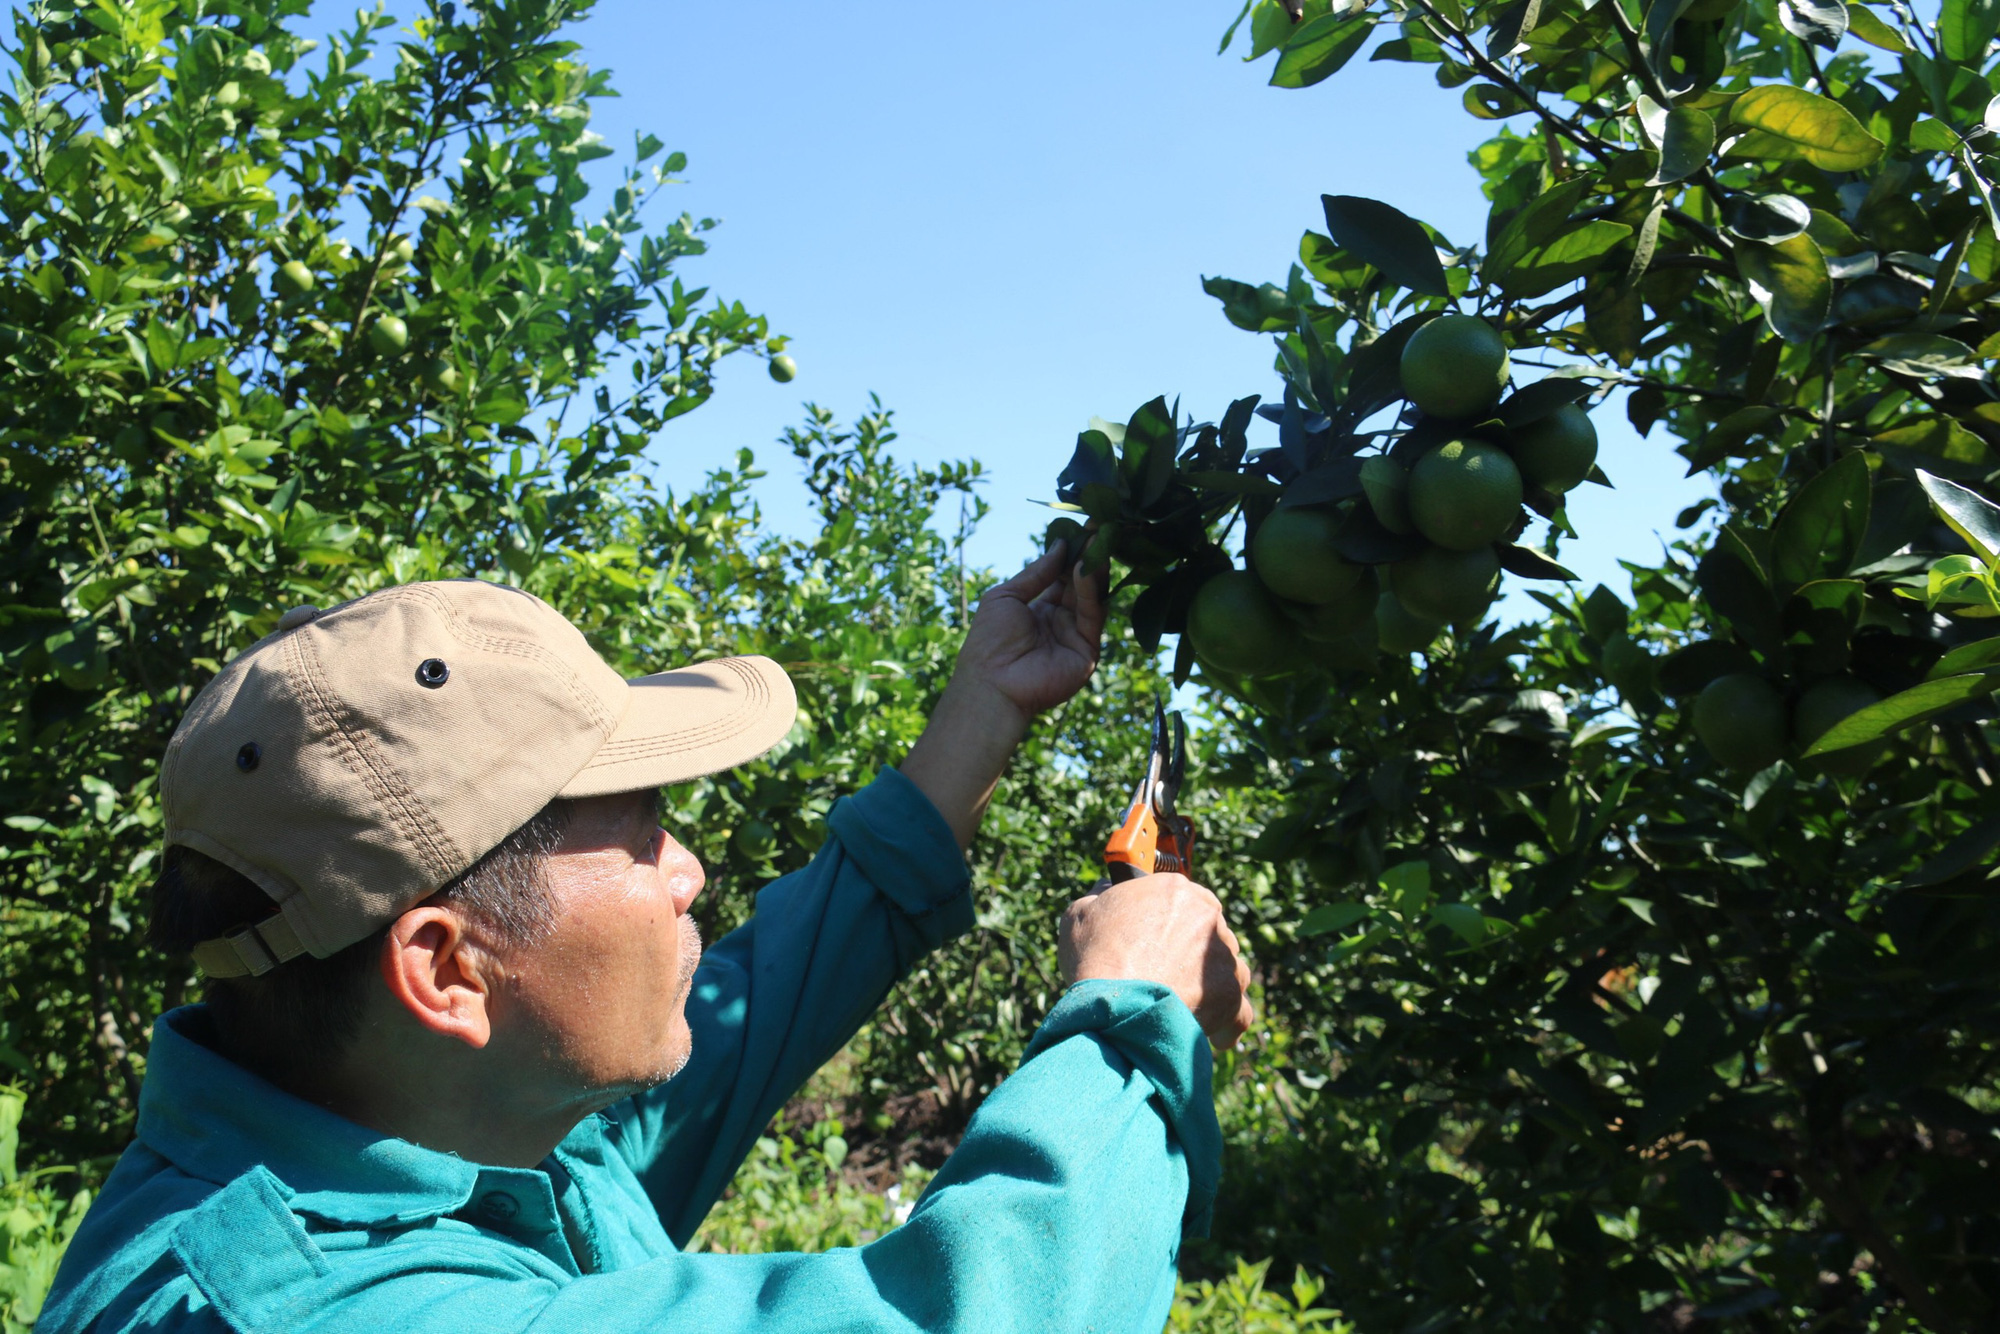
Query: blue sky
562,1,1712,622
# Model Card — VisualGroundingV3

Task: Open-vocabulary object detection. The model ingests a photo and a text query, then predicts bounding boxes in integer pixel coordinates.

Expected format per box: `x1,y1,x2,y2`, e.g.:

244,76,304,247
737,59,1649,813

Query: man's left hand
899,543,1108,850
952,542,1108,724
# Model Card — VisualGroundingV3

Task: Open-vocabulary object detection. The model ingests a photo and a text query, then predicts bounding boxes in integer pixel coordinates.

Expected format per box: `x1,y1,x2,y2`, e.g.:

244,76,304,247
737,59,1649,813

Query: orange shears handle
1104,804,1196,882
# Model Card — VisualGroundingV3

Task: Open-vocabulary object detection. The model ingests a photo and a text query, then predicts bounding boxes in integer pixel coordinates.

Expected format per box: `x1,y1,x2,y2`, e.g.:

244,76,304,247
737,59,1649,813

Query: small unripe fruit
1510,403,1599,494
1252,507,1365,605
1376,590,1443,656
275,260,314,298
1408,440,1524,551
1361,456,1414,535
1400,314,1510,421
390,235,416,264
1187,570,1296,678
1692,673,1786,772
1393,544,1501,624
366,315,409,355
768,354,797,383
420,359,462,394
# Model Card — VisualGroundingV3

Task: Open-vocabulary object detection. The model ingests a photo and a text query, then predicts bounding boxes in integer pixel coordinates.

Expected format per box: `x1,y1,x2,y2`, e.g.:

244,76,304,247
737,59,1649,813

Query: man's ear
380,906,495,1050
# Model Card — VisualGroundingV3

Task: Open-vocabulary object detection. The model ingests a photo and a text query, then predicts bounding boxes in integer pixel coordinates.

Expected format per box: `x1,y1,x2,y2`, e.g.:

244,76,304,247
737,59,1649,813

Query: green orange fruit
1376,590,1444,656
1400,314,1510,421
768,354,797,383
1392,544,1501,624
1408,440,1524,551
1360,456,1414,534
1692,673,1786,772
1252,507,1366,605
1511,403,1598,494
366,315,408,355
275,260,314,298
1284,569,1379,641
420,359,462,395
1187,570,1297,678
1794,676,1885,777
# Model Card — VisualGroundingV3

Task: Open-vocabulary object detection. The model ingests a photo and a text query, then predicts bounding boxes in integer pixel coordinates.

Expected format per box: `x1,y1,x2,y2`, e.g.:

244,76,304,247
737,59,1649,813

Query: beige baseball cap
162,579,796,978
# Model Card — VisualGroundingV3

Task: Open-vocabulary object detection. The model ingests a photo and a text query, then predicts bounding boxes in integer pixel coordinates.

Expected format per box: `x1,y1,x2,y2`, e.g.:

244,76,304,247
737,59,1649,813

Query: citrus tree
1055,0,2000,1327
0,0,794,1161
0,0,1298,1198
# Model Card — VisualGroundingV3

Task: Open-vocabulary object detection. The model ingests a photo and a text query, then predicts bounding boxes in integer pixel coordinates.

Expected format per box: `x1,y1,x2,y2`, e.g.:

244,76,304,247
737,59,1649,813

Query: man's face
488,789,706,1103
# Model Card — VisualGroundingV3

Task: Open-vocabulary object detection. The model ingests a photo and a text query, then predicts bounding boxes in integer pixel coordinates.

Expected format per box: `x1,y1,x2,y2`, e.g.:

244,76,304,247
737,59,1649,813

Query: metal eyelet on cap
236,742,261,773
415,658,450,689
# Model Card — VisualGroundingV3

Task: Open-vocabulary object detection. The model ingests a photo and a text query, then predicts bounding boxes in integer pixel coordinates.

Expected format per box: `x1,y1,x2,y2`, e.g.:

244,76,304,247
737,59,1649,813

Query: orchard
6,0,2000,1330
1048,0,2000,1326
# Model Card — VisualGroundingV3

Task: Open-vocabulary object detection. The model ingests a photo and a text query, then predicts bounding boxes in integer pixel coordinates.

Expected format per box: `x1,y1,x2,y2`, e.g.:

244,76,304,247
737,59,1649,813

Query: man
43,551,1253,1333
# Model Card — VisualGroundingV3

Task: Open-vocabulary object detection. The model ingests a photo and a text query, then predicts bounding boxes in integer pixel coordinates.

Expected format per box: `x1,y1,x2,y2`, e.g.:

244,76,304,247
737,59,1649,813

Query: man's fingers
983,544,1066,606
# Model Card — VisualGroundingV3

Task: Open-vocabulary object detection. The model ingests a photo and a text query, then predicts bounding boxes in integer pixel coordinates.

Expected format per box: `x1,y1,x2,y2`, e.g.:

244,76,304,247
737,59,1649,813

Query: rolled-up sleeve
604,768,974,1242
527,980,1219,1334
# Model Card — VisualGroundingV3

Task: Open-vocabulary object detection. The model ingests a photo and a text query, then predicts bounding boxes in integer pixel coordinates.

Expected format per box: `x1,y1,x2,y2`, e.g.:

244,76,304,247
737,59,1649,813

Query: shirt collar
137,1006,577,1237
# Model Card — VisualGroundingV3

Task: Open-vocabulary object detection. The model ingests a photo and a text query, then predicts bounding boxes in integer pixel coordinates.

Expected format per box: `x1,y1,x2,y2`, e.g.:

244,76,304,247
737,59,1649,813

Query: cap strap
191,913,307,979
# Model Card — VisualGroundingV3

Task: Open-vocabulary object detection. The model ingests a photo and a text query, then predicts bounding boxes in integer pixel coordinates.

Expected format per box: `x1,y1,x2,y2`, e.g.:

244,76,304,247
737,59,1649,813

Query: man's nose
657,830,705,915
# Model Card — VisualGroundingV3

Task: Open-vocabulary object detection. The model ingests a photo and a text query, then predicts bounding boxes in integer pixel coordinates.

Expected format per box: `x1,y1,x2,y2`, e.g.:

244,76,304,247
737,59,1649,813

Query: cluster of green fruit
1691,672,1885,776
275,249,802,395
271,247,466,393
1184,314,1599,678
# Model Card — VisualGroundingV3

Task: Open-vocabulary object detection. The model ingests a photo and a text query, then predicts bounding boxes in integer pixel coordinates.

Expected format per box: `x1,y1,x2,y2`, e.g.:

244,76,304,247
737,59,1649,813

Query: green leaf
1321,195,1451,298
1120,395,1179,508
1430,902,1489,947
1737,235,1831,343
1300,901,1372,937
1499,221,1634,297
1910,117,1965,154
1682,406,1782,474
1941,0,2000,63
1651,106,1716,185
1900,814,2000,886
1928,634,2000,679
1270,15,1372,89
1464,82,1530,118
1924,555,1997,610
1729,86,1886,172
1219,0,1256,52
1726,193,1813,244
1698,526,1784,658
1770,451,1870,588
1496,543,1579,580
1859,333,1981,378
1917,469,2000,566
1804,672,2000,755
1845,2,1909,51
1780,0,1849,47
1381,859,1433,912
1245,0,1305,58
1299,232,1372,291
1874,417,1991,467
1486,177,1591,278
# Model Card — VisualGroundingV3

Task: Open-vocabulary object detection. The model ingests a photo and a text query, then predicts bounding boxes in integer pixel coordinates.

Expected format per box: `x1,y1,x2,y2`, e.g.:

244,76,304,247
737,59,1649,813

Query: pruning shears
1103,701,1197,882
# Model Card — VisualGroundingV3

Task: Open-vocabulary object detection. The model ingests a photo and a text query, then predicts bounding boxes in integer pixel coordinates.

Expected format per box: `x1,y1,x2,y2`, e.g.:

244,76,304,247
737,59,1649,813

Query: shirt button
476,1191,519,1224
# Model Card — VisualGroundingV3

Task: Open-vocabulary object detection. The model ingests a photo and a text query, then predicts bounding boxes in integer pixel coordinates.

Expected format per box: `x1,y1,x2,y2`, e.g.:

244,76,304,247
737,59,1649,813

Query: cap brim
557,655,797,799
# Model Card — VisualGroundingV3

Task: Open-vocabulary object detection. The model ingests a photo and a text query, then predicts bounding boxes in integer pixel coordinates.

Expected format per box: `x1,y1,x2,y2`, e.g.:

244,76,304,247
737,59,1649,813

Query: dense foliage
1050,0,2000,1328
0,9,1309,1332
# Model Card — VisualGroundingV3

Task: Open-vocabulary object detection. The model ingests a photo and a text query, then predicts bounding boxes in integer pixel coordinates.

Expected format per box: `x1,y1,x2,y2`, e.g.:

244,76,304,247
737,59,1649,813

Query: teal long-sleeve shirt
42,768,1222,1333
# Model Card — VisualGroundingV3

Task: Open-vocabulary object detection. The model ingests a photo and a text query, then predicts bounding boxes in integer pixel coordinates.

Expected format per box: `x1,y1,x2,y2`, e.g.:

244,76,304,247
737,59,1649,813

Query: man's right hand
1058,874,1254,1050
